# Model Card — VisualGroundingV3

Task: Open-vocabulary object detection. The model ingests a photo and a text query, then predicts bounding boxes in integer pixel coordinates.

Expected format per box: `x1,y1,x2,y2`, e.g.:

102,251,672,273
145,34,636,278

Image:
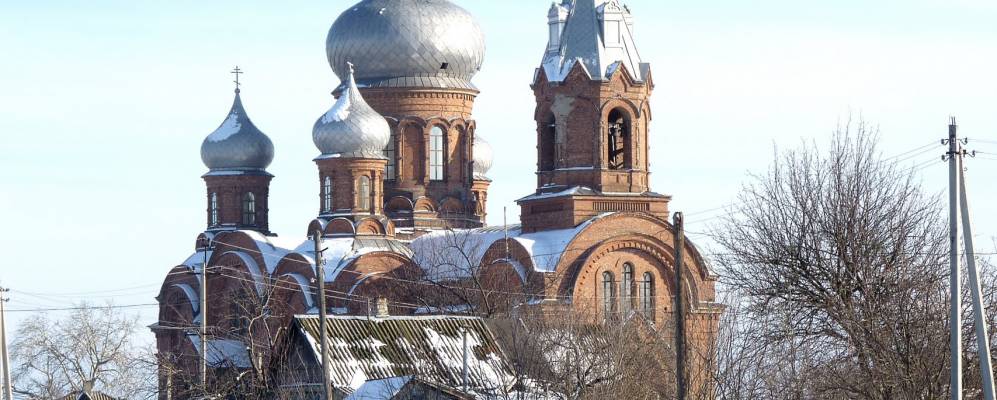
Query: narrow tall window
540,114,556,171
384,134,397,180
602,271,616,321
607,109,628,170
357,176,371,211
429,126,445,181
229,300,248,336
210,193,219,226
622,263,635,314
242,192,256,226
641,272,655,320
323,176,333,213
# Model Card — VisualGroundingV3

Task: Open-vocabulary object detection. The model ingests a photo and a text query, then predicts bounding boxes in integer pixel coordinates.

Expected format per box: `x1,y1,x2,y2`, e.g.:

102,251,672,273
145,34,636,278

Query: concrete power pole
313,231,333,400
673,213,687,400
948,117,963,400
200,243,209,392
947,117,996,400
1,287,13,400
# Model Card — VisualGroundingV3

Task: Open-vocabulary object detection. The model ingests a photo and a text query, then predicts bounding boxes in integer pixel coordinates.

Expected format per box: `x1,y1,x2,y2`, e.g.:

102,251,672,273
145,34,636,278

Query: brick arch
271,253,317,284
413,196,438,213
563,236,703,310
599,98,641,120
355,217,386,236
326,218,356,236
306,218,327,237
327,252,421,312
210,231,268,277
271,273,313,316
385,196,414,213
438,197,464,214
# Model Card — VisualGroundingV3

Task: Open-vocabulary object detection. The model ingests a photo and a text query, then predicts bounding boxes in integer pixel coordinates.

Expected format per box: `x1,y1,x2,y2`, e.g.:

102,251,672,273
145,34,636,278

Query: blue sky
2,0,996,340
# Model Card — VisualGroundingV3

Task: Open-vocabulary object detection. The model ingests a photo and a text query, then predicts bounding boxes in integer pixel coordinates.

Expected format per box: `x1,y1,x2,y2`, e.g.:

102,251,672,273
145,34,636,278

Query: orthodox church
153,0,720,397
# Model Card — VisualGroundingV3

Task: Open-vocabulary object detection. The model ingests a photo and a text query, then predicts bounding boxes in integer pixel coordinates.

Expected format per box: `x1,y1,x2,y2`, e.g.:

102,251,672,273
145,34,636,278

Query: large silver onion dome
313,65,391,158
326,0,485,90
200,89,275,173
472,134,493,179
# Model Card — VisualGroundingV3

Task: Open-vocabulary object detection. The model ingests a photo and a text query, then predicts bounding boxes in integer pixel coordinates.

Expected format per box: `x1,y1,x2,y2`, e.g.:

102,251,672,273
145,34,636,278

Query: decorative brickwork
202,173,273,234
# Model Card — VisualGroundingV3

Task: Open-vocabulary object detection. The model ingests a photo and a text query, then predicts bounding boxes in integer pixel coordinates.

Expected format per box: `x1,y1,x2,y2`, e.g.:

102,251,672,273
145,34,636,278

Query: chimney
376,298,390,318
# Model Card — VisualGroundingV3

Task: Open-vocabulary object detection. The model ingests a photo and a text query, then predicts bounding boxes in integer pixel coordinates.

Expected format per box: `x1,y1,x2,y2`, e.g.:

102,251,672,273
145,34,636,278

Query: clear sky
2,0,996,341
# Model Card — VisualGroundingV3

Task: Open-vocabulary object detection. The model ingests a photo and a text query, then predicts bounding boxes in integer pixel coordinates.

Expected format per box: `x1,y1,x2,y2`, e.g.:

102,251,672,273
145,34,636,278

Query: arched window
622,263,635,314
429,126,445,181
323,176,333,213
641,272,655,320
242,192,256,226
607,108,628,170
229,299,248,336
602,271,616,321
357,176,371,211
384,133,397,180
210,192,219,226
539,114,556,171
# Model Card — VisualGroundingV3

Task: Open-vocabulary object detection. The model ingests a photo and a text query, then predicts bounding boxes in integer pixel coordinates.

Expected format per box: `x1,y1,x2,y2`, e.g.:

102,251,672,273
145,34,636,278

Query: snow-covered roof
540,0,647,83
188,335,251,369
345,376,413,400
411,216,607,277
294,315,514,394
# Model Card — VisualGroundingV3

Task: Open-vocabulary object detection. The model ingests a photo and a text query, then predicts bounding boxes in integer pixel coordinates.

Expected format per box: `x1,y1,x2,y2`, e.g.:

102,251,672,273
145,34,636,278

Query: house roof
293,315,514,394
57,390,120,400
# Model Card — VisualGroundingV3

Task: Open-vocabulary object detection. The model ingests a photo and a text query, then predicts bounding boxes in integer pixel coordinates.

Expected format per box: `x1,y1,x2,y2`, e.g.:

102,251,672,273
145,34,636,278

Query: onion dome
313,65,390,158
472,134,493,179
326,0,485,90
200,89,275,174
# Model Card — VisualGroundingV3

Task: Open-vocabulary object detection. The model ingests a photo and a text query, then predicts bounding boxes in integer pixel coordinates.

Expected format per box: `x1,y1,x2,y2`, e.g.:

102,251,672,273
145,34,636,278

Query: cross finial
231,66,244,93
347,61,355,75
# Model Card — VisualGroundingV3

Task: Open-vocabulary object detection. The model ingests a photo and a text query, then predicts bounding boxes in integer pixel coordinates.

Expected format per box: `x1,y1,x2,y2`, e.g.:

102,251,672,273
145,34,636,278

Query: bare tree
712,120,951,399
9,303,157,399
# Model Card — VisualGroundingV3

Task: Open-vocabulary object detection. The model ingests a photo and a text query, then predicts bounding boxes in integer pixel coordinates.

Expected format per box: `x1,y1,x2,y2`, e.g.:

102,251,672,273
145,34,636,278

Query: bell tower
519,0,669,233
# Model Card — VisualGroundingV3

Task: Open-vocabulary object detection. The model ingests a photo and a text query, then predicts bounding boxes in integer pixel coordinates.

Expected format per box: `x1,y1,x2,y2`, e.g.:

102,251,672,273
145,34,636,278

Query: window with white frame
429,126,445,181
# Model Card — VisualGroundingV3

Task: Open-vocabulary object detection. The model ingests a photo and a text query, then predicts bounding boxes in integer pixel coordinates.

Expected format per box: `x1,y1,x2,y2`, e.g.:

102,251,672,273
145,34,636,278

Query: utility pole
1,287,13,400
947,117,963,400
199,241,209,391
672,213,687,400
946,117,996,400
313,231,333,400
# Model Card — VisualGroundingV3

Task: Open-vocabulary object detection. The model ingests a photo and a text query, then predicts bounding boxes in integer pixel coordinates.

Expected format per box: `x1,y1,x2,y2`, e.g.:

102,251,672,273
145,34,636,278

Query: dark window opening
621,263,635,314
608,109,629,170
242,192,256,226
440,62,450,70
641,272,655,320
602,271,617,322
539,114,556,171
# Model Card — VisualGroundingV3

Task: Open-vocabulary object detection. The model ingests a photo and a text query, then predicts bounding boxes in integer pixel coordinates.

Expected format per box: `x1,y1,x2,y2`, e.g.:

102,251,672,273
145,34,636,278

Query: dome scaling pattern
313,68,391,158
200,90,275,173
472,135,493,178
326,0,485,90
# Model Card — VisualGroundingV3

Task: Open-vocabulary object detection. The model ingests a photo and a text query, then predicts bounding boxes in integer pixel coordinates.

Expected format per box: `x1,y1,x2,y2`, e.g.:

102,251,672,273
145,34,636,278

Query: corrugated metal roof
57,391,120,400
294,315,514,393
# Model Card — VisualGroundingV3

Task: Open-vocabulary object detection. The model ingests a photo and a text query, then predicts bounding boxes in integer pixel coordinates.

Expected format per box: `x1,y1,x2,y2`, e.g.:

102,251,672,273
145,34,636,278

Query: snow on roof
346,376,413,400
241,231,304,274
294,315,514,393
205,112,241,142
180,251,212,270
411,215,608,277
540,0,645,83
188,335,251,369
516,186,596,202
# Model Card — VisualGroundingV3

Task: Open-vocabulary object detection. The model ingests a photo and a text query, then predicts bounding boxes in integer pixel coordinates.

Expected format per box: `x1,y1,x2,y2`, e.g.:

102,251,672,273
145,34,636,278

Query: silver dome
326,0,485,90
472,134,493,179
313,66,391,158
200,89,275,173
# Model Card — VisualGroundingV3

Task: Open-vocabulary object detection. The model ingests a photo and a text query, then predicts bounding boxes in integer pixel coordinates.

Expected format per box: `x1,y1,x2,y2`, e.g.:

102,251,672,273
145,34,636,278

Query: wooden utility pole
1,287,13,400
313,231,333,400
673,213,687,400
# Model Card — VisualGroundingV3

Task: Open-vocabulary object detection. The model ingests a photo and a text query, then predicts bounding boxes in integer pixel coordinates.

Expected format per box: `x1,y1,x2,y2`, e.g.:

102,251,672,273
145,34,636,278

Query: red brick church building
153,0,720,397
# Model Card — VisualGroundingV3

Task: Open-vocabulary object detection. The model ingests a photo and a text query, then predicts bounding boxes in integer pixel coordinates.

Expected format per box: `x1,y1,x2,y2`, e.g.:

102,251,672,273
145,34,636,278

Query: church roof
540,0,648,83
200,88,275,175
313,65,392,159
57,390,121,400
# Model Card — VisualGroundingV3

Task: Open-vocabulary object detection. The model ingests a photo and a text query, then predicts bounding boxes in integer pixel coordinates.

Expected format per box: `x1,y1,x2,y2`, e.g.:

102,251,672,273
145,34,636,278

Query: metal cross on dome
231,66,243,90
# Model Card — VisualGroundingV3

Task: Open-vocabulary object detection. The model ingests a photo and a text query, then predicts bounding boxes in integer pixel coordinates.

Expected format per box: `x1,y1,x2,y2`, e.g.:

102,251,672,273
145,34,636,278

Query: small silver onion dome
200,89,275,173
313,65,390,158
326,0,485,90
472,134,493,179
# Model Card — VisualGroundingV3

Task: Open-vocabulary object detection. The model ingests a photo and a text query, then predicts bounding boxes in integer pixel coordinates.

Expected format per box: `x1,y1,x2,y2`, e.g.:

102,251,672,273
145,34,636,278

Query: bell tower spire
519,0,668,233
